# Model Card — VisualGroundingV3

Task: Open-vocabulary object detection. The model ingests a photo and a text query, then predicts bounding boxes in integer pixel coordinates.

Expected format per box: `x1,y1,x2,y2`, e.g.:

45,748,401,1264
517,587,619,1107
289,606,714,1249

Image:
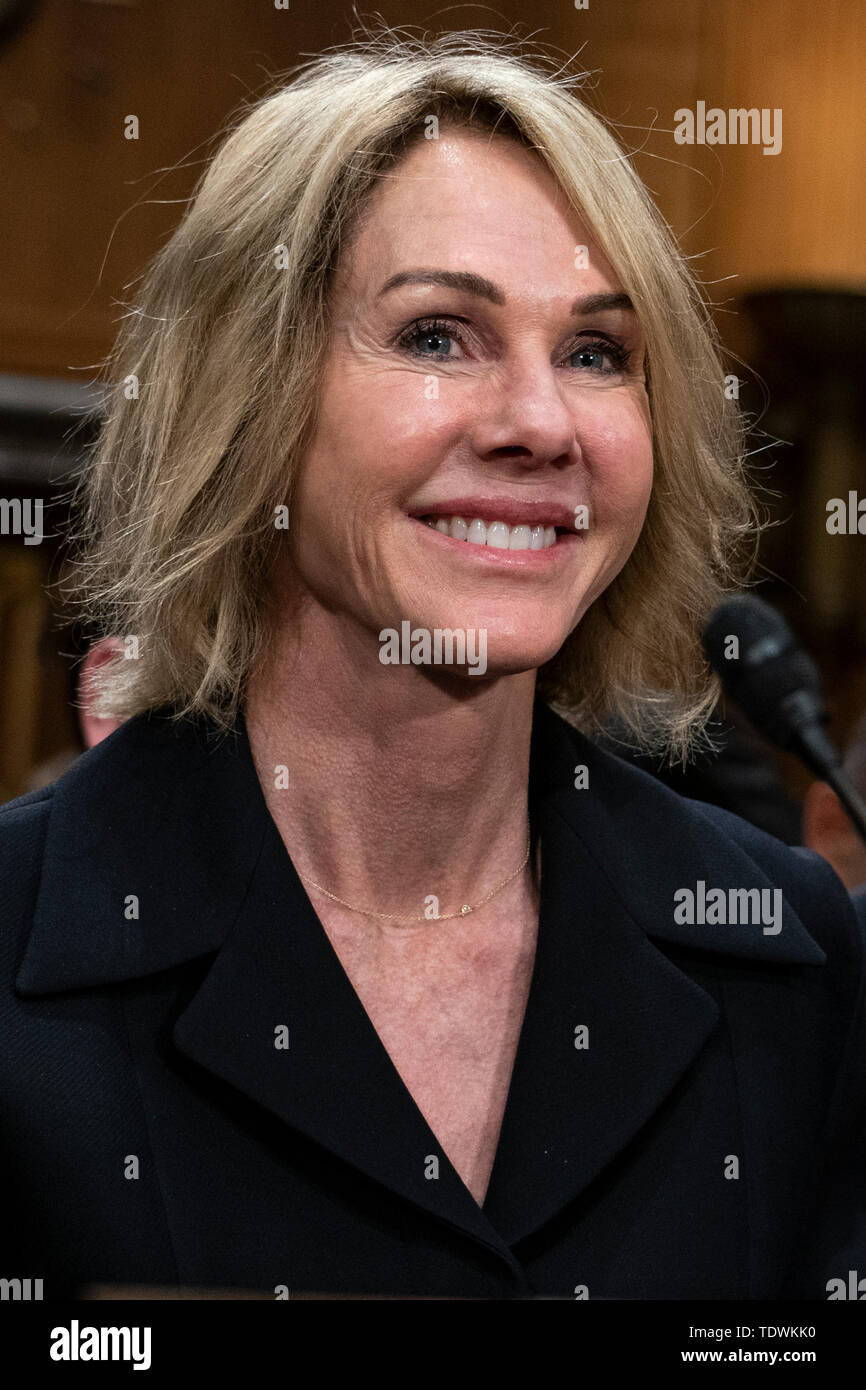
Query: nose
467,356,581,470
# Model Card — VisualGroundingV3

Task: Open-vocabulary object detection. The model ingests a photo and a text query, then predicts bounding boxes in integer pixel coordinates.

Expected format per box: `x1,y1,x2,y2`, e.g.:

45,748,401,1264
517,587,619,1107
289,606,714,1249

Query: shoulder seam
0,786,54,818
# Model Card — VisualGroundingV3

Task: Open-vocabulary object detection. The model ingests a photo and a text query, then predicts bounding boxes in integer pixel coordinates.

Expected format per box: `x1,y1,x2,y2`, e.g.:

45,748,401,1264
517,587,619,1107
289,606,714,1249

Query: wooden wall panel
694,0,865,291
0,1,862,370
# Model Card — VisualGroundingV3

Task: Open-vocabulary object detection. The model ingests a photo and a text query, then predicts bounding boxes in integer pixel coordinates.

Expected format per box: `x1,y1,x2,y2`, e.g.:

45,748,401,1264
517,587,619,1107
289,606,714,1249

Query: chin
453,641,571,683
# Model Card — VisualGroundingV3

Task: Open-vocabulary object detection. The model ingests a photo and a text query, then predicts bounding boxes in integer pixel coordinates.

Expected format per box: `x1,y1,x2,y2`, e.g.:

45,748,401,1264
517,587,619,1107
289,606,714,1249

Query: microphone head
702,594,827,749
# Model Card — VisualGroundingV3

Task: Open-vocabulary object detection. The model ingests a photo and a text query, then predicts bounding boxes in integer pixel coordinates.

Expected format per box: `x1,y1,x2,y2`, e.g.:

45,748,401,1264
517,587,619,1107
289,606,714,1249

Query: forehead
337,128,621,302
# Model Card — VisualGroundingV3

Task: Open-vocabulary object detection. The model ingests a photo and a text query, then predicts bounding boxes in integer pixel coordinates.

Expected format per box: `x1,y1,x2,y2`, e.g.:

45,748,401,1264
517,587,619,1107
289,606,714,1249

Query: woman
2,30,863,1300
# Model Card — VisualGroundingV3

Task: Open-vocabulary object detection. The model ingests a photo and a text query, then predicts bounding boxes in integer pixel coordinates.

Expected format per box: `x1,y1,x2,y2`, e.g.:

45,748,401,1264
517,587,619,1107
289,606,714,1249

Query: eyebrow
376,269,634,318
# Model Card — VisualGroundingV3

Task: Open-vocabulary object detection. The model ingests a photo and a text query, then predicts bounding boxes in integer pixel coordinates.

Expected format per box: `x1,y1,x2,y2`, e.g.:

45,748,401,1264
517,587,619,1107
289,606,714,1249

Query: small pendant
460,904,471,915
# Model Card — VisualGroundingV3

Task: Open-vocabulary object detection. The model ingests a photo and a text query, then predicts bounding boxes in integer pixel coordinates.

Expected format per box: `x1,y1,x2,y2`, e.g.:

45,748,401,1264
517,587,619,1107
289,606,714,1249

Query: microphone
703,594,866,844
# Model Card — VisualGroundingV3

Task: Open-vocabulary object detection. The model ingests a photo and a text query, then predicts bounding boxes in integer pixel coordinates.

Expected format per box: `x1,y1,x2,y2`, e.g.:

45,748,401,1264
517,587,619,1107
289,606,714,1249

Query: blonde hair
62,26,756,760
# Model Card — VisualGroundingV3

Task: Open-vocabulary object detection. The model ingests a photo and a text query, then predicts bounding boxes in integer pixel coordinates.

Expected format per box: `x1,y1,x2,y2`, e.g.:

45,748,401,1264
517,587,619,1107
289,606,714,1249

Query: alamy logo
0,1276,43,1300
674,102,782,155
674,880,782,935
0,497,43,545
49,1320,152,1371
826,492,866,534
379,621,487,675
827,1271,866,1300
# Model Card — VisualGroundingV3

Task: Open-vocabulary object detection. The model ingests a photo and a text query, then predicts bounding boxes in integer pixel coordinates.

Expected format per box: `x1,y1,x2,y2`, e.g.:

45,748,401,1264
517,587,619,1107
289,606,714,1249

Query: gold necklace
297,826,532,924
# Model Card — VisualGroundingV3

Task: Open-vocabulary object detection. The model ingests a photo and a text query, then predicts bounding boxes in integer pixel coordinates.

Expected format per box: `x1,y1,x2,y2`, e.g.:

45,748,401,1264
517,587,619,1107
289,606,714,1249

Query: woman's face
285,127,653,679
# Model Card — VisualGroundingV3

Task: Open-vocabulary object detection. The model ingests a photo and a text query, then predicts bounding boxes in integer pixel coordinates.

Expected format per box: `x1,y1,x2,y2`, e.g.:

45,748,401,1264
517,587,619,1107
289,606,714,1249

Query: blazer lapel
16,705,518,1265
481,701,824,1246
480,794,720,1245
170,811,518,1263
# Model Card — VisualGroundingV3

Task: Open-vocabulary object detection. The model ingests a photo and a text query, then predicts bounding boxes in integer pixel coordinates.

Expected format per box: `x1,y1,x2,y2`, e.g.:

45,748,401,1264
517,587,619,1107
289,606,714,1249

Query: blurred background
0,0,864,867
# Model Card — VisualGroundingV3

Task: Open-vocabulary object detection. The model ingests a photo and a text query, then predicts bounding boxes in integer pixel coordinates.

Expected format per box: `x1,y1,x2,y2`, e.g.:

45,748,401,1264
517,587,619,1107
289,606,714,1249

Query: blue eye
567,341,630,374
397,318,463,360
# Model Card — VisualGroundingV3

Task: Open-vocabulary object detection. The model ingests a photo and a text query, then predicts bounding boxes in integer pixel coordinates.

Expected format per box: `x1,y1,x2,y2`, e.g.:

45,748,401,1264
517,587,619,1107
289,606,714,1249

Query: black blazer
2,699,864,1300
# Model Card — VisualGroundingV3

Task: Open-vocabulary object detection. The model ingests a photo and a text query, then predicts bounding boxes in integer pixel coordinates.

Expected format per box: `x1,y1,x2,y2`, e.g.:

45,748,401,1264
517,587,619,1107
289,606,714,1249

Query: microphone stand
795,720,866,846
825,767,866,846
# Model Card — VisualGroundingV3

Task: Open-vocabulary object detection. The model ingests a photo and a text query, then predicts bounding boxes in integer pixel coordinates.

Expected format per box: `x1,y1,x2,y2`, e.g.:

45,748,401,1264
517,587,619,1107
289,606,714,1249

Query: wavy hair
61,25,757,760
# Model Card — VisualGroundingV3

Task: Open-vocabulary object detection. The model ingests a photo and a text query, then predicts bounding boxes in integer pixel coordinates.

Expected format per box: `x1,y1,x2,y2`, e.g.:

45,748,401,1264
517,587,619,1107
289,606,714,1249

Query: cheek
316,367,460,491
293,374,463,574
587,401,654,529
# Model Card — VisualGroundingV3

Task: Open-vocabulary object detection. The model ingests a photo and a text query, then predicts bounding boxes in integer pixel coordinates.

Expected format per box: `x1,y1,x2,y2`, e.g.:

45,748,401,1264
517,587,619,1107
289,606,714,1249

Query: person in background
802,713,866,892
74,636,125,749
24,635,124,791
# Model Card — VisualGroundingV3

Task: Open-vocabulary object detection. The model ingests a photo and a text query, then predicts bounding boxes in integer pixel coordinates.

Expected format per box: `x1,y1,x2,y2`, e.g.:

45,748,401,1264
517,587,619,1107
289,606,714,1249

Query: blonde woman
2,30,863,1300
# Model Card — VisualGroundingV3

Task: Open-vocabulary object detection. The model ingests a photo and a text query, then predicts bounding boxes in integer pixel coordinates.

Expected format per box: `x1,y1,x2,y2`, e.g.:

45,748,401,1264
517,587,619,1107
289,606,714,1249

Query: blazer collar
15,698,825,1254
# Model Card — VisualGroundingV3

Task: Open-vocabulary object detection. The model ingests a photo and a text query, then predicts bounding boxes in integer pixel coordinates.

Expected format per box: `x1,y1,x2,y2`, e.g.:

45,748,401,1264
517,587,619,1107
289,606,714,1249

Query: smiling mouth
416,514,570,551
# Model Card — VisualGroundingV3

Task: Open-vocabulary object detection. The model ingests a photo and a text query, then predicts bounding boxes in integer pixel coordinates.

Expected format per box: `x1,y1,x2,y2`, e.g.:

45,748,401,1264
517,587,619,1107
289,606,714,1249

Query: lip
407,498,581,530
410,516,582,568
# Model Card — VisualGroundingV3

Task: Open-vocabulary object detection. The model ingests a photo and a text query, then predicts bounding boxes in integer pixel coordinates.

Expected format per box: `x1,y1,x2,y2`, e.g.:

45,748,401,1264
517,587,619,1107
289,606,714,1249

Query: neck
244,604,539,926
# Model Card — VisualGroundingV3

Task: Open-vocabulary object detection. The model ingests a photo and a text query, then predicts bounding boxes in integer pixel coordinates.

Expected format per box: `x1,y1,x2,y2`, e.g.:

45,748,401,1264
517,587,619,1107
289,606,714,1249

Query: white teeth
420,514,559,550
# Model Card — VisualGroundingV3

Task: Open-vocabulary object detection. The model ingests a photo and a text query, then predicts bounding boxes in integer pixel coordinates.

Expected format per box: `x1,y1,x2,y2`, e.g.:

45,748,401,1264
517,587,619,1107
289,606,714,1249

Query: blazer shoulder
576,715,850,911
656,781,863,986
683,794,862,955
547,707,860,970
0,783,54,852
